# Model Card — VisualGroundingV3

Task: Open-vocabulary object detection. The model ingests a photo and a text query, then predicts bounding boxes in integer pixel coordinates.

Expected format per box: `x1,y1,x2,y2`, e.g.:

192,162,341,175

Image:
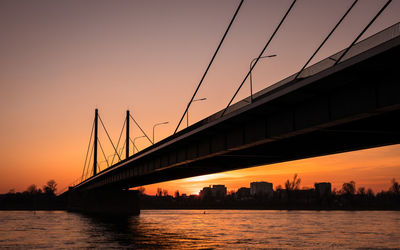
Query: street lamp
187,98,207,127
249,54,276,102
153,121,169,144
133,135,146,154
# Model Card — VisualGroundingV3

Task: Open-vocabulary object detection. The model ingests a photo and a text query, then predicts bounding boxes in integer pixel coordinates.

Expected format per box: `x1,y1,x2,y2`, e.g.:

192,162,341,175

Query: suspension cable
334,0,392,65
119,141,126,157
129,137,140,153
98,138,109,169
81,118,95,181
84,141,94,180
221,0,297,117
111,140,126,165
60,176,81,193
98,115,122,161
174,0,245,134
129,114,153,145
111,118,126,165
294,0,358,80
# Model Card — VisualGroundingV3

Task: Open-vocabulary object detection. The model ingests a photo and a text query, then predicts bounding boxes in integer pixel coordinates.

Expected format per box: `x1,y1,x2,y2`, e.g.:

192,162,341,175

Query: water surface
0,210,399,249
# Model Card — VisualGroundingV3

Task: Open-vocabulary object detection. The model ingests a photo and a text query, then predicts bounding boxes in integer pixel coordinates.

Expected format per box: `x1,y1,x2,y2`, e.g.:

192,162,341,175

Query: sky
0,0,399,195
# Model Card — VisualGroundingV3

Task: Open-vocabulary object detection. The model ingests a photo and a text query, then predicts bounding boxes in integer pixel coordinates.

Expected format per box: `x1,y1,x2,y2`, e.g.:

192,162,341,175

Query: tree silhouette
389,178,399,194
341,181,356,195
43,180,57,195
285,173,301,191
357,187,366,196
27,184,38,194
156,188,162,197
162,189,169,197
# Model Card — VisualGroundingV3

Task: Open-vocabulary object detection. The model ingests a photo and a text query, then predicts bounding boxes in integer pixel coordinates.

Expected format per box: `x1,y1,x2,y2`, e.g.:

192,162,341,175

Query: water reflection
82,213,189,248
0,210,399,249
83,215,137,247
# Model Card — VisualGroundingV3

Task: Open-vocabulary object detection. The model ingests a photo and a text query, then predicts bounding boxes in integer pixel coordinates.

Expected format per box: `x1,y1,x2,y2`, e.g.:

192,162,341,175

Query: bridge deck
71,23,400,192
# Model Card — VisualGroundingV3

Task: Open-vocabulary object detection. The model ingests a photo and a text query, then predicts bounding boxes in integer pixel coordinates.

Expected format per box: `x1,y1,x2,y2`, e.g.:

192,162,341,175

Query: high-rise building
199,186,212,199
211,185,227,198
199,185,227,199
250,182,273,198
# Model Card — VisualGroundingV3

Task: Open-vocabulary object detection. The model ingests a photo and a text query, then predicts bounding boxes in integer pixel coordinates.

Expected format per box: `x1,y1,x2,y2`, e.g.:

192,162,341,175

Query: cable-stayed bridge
66,1,400,214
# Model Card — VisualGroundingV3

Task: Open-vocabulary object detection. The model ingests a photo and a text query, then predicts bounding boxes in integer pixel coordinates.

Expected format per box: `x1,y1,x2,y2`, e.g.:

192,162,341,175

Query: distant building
199,187,212,199
250,182,273,198
211,185,227,198
199,185,227,199
290,188,315,204
315,182,332,197
236,187,250,199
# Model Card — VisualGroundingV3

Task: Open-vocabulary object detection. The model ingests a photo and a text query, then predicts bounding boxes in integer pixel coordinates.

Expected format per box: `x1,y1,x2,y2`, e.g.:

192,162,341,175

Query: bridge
67,1,400,215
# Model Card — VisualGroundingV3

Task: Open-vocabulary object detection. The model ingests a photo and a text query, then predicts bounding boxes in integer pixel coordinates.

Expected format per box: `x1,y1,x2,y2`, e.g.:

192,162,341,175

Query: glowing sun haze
0,0,399,194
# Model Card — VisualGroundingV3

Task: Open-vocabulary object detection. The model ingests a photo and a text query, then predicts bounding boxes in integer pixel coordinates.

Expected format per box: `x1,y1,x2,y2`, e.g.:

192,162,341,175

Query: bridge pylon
93,109,98,176
126,110,130,159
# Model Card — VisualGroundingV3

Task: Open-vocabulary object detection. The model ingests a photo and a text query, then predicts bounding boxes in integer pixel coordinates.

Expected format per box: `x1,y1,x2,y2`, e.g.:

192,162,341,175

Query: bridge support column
68,188,140,216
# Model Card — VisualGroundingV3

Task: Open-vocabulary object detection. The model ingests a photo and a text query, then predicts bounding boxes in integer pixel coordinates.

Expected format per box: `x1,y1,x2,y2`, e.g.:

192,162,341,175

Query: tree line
0,180,64,210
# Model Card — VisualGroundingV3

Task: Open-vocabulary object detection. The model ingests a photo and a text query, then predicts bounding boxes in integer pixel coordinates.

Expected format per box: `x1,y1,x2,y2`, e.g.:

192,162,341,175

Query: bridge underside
139,108,400,186
74,34,400,192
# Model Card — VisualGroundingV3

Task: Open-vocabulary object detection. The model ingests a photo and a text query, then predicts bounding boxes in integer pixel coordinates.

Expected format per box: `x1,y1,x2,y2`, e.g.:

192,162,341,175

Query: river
0,210,399,249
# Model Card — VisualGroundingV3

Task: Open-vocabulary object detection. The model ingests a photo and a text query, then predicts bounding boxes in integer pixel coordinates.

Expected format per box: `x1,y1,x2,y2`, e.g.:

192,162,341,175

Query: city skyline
140,162,399,196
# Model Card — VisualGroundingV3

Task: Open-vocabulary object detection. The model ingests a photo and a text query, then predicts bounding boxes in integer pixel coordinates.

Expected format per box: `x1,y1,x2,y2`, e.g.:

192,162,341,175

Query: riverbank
2,192,399,211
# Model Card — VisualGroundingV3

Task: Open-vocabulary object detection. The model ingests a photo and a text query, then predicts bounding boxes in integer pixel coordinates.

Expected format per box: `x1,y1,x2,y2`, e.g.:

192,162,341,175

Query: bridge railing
298,22,400,79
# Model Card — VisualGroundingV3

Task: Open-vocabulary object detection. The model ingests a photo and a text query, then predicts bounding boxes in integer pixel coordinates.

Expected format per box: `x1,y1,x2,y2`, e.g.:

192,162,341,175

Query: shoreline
1,207,399,211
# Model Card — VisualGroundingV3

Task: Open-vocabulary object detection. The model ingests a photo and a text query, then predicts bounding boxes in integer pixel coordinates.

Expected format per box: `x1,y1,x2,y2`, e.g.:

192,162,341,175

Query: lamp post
249,54,276,102
187,97,207,127
153,121,169,144
133,135,146,154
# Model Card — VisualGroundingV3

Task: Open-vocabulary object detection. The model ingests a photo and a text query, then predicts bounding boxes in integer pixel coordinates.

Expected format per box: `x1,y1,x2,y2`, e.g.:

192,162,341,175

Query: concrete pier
68,188,140,216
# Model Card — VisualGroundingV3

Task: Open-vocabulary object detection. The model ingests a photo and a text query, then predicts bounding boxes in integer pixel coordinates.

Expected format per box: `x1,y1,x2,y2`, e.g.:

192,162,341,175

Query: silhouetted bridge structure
67,2,400,215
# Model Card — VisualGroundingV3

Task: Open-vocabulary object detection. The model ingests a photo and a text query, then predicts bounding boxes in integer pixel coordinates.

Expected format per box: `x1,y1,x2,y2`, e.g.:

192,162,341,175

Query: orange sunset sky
0,0,399,195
